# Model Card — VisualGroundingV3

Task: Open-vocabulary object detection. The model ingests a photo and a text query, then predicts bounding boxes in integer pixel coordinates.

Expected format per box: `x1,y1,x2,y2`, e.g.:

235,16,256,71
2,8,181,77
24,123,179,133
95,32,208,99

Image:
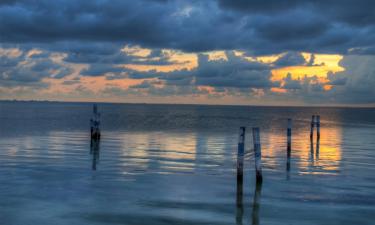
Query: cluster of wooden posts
236,115,321,184
88,104,321,224
236,116,321,224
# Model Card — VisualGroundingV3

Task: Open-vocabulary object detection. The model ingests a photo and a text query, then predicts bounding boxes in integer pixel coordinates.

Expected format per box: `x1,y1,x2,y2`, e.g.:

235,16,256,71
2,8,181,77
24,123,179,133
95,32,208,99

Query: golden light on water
296,125,343,175
261,120,342,175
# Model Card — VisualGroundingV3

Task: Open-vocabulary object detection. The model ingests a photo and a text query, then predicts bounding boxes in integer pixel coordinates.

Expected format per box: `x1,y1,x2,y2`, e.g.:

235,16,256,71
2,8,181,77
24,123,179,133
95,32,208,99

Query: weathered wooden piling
286,119,292,174
287,119,292,154
90,104,101,140
316,115,320,140
252,127,263,182
236,127,245,210
236,127,245,215
237,127,245,185
310,115,315,140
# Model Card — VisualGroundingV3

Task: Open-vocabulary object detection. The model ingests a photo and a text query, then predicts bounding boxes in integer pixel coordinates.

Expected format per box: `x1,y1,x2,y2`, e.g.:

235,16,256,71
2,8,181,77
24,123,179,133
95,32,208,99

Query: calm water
0,102,374,225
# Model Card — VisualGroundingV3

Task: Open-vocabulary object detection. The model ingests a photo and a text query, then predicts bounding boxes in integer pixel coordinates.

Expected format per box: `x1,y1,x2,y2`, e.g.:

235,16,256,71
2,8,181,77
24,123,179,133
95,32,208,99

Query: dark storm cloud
1,0,375,55
217,0,303,13
327,72,347,86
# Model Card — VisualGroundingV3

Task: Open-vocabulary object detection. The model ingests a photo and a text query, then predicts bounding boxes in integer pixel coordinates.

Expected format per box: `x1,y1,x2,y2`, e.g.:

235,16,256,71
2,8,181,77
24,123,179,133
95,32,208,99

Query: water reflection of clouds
116,131,237,175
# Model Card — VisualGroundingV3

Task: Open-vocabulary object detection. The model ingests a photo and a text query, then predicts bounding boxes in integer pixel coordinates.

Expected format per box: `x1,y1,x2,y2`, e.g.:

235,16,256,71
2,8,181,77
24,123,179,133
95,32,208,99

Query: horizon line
1,99,374,109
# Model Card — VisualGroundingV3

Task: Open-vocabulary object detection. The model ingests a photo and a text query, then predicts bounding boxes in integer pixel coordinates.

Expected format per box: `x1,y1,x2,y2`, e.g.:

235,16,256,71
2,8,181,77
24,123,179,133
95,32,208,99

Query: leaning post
252,127,263,183
316,115,320,141
310,115,315,140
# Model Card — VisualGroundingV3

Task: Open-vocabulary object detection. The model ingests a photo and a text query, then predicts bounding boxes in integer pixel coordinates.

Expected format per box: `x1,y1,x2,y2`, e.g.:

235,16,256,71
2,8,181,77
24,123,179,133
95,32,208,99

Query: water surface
0,102,374,225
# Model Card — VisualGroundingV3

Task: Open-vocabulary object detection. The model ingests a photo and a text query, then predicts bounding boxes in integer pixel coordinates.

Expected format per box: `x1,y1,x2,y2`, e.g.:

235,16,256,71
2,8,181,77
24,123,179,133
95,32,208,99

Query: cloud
1,1,375,104
128,51,277,89
1,0,375,55
328,55,375,103
0,48,73,87
80,64,124,76
273,52,306,67
282,73,302,89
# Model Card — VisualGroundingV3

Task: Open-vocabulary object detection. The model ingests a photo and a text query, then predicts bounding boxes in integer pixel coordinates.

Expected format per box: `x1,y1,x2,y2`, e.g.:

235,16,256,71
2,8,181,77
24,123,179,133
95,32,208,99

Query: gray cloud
282,73,302,89
0,0,374,55
273,52,306,67
0,49,72,87
1,0,375,104
128,51,278,89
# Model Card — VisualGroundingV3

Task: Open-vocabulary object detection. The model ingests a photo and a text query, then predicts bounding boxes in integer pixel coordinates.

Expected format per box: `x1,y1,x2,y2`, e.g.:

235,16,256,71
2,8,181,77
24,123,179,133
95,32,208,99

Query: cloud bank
0,0,375,105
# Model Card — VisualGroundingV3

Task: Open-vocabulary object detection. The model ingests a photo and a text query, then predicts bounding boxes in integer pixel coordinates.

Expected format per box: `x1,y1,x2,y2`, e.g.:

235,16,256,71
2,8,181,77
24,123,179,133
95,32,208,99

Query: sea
0,101,374,225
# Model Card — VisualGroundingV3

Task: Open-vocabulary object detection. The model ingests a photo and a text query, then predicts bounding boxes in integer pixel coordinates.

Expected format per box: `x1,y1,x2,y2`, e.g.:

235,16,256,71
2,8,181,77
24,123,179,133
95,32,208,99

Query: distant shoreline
0,99,374,109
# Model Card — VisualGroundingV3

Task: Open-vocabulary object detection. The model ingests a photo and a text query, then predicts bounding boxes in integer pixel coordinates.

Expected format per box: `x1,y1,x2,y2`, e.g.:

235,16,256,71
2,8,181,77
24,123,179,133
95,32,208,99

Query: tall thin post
287,119,292,174
236,127,245,205
287,119,292,155
252,128,263,183
90,104,101,140
316,115,320,141
310,115,315,140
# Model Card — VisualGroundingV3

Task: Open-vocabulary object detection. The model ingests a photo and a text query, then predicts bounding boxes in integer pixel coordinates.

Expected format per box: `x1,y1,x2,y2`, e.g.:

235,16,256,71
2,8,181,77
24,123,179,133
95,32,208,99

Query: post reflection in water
236,183,243,225
286,156,291,180
252,181,262,225
90,138,100,170
315,137,320,161
236,166,244,225
310,139,314,163
286,140,291,180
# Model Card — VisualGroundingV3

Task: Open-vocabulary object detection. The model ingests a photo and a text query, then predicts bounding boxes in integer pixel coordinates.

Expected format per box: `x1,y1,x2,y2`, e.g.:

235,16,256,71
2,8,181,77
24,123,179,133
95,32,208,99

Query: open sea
0,101,374,225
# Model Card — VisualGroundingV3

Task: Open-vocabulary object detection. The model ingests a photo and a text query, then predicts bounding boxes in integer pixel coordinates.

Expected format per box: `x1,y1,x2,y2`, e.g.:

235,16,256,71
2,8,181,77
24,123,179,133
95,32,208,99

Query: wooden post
287,119,292,155
310,115,315,140
90,104,101,140
236,127,245,225
252,128,263,183
287,119,292,173
236,127,245,216
237,127,245,186
316,115,320,141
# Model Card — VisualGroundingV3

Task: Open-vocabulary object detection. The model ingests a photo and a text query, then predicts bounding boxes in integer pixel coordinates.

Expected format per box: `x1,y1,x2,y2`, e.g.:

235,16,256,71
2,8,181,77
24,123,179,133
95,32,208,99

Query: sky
0,0,375,106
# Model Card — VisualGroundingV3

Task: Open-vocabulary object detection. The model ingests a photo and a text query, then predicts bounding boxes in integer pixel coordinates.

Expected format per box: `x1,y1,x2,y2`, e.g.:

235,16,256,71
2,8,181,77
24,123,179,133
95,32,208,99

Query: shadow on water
287,145,291,180
316,137,320,161
236,181,263,225
252,181,262,225
90,138,100,170
236,180,243,225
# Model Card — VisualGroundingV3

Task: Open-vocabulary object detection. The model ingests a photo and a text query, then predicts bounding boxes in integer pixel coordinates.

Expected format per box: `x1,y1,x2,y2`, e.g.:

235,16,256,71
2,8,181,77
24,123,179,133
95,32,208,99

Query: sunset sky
1,0,375,106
